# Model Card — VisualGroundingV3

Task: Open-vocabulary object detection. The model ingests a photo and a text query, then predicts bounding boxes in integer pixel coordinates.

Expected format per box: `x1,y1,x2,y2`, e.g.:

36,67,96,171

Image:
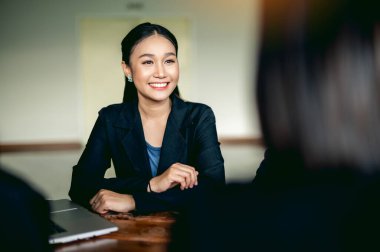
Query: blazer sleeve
69,112,110,207
193,107,225,184
69,108,149,208
132,107,225,213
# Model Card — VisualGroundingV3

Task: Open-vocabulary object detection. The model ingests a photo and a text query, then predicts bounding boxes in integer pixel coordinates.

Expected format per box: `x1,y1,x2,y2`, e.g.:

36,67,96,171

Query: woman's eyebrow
138,53,154,58
138,52,176,58
165,52,177,57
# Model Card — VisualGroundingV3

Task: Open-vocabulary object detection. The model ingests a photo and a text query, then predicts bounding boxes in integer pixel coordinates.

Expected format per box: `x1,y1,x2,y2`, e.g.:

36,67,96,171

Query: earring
127,75,133,82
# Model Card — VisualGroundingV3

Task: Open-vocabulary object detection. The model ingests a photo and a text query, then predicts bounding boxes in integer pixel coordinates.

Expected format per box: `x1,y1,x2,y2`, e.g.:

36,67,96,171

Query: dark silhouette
0,166,51,251
170,0,380,251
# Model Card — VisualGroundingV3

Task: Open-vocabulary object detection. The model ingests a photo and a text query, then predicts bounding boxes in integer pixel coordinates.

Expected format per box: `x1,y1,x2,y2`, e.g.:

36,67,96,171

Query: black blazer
69,95,225,213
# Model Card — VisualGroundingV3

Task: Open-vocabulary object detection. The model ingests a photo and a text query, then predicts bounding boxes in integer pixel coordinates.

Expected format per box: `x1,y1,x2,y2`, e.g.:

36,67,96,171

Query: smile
149,82,169,88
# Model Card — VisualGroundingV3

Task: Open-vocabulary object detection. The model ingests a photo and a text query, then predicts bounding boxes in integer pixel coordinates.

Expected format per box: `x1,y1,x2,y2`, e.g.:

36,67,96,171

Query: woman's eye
142,60,153,65
165,59,176,64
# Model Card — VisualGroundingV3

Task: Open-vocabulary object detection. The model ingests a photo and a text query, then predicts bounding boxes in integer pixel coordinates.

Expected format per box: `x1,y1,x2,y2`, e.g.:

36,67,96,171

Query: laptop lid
48,199,118,244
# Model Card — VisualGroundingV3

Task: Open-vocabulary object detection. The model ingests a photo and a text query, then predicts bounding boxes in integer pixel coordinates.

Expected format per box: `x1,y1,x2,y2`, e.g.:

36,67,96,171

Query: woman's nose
154,63,165,78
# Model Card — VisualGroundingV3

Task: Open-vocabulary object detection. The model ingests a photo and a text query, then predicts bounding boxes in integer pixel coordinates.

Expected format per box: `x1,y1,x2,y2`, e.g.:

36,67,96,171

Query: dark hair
121,22,180,102
257,0,380,171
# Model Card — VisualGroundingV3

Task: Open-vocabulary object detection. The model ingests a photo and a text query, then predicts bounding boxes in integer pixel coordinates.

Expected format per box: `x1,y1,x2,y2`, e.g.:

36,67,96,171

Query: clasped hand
90,189,135,215
149,162,198,193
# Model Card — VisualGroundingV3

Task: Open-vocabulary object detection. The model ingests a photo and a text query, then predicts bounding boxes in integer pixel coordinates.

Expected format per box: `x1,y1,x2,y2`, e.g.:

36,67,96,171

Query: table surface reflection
54,211,178,252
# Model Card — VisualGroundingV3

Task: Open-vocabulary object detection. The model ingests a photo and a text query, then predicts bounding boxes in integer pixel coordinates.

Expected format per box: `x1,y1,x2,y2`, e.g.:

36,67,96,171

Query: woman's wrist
147,180,153,192
148,177,161,193
147,178,155,193
127,194,136,212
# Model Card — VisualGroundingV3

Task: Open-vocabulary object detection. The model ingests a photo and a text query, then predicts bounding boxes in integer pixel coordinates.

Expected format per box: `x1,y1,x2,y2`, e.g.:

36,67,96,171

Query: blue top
146,142,161,177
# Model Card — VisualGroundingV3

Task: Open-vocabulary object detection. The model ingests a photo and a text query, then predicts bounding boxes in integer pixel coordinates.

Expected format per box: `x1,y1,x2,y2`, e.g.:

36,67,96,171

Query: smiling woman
121,34,179,105
69,22,225,214
80,19,192,144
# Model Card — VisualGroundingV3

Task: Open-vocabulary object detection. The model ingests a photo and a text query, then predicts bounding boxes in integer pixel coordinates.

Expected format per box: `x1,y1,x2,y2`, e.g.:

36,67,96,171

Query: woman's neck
138,98,172,120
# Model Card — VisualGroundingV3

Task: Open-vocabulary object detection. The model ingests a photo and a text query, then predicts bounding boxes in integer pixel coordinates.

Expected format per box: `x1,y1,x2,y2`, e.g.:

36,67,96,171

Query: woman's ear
121,61,131,77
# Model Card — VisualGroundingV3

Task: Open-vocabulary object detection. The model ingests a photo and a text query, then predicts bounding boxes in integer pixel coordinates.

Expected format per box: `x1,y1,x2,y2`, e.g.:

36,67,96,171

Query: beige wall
0,0,261,144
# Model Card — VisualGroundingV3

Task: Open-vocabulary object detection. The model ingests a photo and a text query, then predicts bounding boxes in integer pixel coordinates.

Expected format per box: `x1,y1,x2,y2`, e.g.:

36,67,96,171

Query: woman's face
123,34,179,103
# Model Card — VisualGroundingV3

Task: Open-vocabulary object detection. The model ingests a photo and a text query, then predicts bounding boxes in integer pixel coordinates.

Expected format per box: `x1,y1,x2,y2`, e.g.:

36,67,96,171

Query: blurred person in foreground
0,166,51,251
170,0,380,251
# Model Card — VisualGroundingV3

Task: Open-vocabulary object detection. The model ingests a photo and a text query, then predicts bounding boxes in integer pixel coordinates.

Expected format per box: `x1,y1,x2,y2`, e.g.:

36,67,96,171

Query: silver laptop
48,199,118,244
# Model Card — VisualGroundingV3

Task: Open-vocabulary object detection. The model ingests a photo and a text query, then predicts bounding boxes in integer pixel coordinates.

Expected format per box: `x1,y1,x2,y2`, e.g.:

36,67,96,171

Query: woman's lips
149,82,169,89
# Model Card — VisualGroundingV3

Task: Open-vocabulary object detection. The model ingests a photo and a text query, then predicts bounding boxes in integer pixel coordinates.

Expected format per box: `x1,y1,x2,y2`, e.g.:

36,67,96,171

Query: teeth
149,83,168,88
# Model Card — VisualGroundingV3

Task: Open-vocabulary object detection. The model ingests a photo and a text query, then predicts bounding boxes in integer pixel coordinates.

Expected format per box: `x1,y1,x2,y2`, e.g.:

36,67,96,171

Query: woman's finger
168,173,187,190
172,164,198,188
171,167,195,188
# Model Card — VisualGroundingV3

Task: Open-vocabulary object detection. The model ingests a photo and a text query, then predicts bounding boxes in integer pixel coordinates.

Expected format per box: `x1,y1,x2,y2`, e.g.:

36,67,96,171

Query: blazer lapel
114,101,152,178
157,96,189,175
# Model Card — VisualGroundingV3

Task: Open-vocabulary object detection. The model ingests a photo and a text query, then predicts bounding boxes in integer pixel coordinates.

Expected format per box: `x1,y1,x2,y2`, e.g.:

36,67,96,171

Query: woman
69,22,225,214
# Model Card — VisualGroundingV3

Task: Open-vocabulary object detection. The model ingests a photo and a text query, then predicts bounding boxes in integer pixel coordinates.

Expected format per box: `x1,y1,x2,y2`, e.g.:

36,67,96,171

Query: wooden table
54,211,178,252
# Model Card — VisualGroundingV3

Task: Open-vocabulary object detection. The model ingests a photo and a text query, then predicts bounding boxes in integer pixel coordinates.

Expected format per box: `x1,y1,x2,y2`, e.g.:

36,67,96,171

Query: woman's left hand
90,189,135,215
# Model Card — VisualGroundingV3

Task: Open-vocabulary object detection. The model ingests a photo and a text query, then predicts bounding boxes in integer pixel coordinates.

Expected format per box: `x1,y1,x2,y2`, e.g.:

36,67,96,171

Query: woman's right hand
90,189,135,215
149,163,199,193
